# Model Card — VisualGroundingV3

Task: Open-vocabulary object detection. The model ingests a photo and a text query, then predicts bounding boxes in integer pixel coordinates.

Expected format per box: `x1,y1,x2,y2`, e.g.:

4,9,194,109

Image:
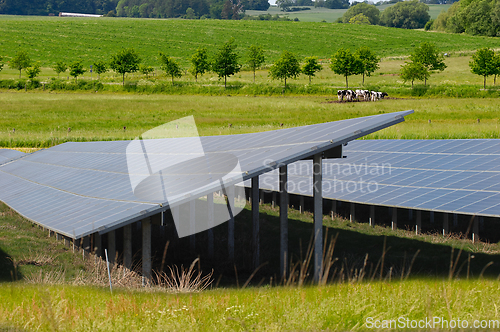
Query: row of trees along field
1,42,497,89
0,41,382,88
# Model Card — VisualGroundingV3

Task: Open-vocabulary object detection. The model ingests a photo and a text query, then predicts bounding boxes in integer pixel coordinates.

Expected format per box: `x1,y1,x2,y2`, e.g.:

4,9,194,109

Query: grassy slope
0,15,496,68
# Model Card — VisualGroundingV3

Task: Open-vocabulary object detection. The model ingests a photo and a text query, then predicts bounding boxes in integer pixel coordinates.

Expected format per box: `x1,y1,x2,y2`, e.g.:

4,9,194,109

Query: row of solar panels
250,139,500,218
0,111,412,239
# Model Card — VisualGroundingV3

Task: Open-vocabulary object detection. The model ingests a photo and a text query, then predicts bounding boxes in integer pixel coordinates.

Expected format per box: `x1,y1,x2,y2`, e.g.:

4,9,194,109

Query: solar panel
0,111,412,239
0,149,26,166
254,139,500,218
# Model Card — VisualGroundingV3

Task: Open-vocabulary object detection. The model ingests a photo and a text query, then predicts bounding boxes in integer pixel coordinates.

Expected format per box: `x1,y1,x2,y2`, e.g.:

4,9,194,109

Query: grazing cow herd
337,89,388,102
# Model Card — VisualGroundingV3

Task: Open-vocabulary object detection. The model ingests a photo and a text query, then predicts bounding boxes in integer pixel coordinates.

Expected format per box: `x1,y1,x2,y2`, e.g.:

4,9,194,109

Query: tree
400,61,429,88
93,60,107,79
9,50,31,78
330,48,362,88
139,64,154,78
342,3,380,24
410,42,446,85
349,13,371,24
379,0,430,29
247,45,265,83
69,61,86,82
469,47,496,89
354,46,379,85
269,50,301,89
190,47,210,82
159,53,182,84
110,48,141,85
212,39,240,88
25,63,41,81
301,56,322,84
276,0,293,12
52,61,67,79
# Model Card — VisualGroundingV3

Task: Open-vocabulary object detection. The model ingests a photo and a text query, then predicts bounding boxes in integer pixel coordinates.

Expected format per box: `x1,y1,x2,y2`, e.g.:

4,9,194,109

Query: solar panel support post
416,210,422,235
190,200,196,252
313,153,323,284
56,233,62,241
83,236,90,256
391,208,397,231
472,216,479,243
350,203,355,223
279,165,288,280
331,200,336,220
443,213,449,236
207,193,214,260
94,233,102,258
227,185,235,262
108,230,116,265
252,176,260,271
369,205,375,227
299,196,304,214
124,224,132,270
430,211,435,224
142,218,152,286
408,209,413,221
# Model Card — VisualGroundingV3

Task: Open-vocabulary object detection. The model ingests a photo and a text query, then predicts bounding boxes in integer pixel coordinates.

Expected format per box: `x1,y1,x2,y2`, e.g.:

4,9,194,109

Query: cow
337,90,346,101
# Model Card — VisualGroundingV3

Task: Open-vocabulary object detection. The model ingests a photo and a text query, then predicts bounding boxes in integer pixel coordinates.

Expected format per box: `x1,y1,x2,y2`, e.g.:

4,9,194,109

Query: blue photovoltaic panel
0,111,412,239
254,139,500,218
0,149,26,165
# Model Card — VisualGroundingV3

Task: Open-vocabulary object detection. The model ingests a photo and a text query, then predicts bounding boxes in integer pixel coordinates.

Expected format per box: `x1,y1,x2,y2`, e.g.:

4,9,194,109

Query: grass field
0,15,497,69
2,279,500,331
245,4,451,22
0,93,498,147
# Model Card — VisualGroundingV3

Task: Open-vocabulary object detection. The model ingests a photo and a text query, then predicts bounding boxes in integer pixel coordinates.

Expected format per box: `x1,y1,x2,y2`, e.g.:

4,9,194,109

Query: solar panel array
254,139,500,218
0,111,412,239
0,149,26,166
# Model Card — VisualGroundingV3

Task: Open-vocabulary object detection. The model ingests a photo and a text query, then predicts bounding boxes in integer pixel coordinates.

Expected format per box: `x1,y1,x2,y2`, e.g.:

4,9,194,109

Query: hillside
0,15,497,67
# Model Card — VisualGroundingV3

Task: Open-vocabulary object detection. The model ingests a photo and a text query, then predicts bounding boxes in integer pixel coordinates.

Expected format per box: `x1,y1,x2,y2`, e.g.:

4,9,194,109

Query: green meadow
0,15,497,68
0,93,498,147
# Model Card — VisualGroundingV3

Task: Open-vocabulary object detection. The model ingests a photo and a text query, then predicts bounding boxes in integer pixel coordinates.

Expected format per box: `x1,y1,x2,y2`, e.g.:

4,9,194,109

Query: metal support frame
279,165,288,280
124,224,132,270
108,230,116,265
207,193,214,260
142,218,152,285
94,233,102,258
430,211,435,223
227,185,235,262
443,213,449,236
252,176,260,271
391,207,397,231
369,205,375,227
189,200,196,252
416,210,422,234
313,154,323,283
472,216,479,243
350,203,355,222
408,209,413,221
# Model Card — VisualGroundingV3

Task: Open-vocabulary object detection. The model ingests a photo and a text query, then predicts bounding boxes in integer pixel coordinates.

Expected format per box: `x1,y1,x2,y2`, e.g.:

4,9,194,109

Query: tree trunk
484,76,486,89
345,75,348,89
424,77,427,86
362,72,365,85
253,69,256,83
284,77,287,89
172,75,174,84
19,70,21,79
411,80,414,88
309,75,311,84
495,75,496,86
122,73,125,86
225,75,227,88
